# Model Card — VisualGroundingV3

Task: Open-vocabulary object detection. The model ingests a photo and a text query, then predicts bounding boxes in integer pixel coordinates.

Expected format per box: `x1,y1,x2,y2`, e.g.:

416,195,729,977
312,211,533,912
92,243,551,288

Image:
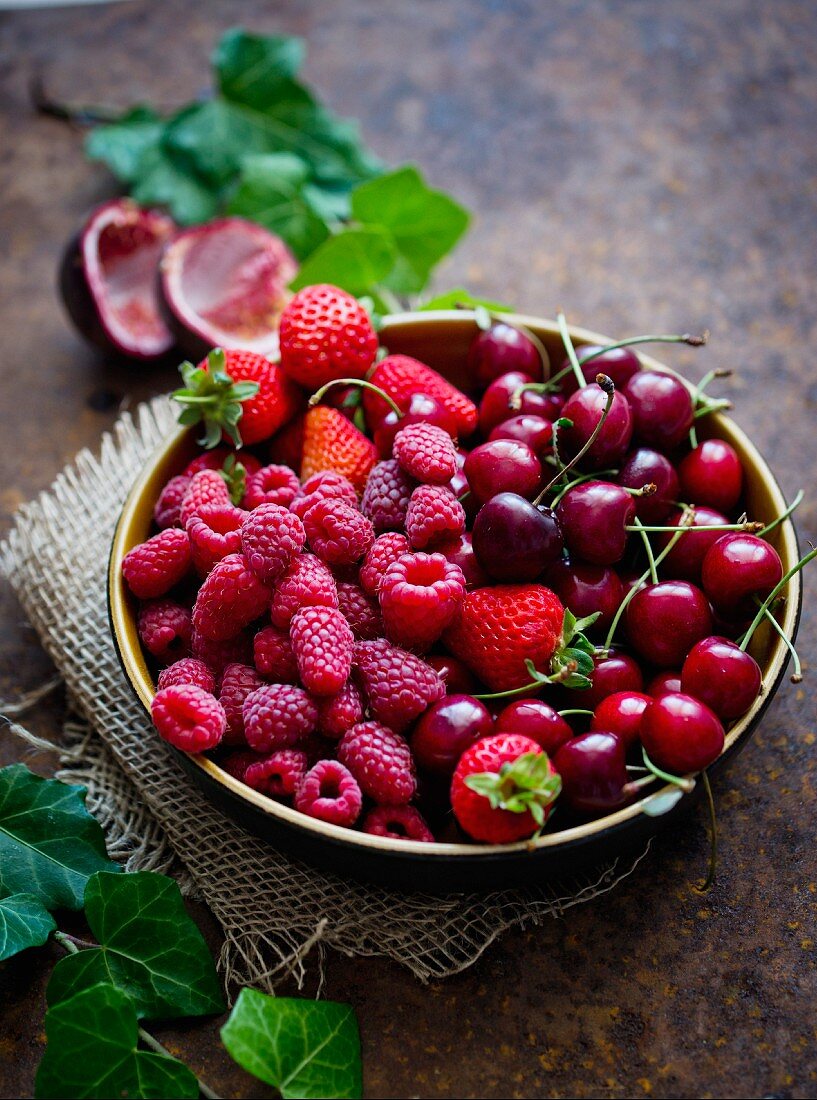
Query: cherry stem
534,375,615,503
692,398,731,419
549,468,618,508
758,489,804,538
621,482,657,498
695,771,718,894
623,774,659,795
758,605,802,682
642,748,696,793
580,331,710,364
623,520,762,533
738,545,817,655
557,708,594,717
557,311,587,390
632,516,659,584
308,378,402,418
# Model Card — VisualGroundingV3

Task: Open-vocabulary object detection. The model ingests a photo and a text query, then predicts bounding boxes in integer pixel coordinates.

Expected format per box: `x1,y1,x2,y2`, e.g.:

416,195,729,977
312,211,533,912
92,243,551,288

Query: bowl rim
108,310,802,860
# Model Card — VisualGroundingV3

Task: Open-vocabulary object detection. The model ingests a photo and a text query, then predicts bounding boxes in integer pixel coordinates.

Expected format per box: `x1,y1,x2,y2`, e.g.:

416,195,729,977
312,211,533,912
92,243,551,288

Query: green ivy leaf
227,153,331,259
35,983,198,1099
0,765,119,911
418,288,514,312
290,228,397,296
84,106,164,184
221,988,362,1100
0,893,56,962
130,130,221,225
47,871,224,1020
214,29,306,111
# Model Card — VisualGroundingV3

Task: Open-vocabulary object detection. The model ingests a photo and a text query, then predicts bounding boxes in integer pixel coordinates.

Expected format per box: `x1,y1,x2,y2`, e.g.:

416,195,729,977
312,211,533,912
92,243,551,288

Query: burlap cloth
0,397,650,990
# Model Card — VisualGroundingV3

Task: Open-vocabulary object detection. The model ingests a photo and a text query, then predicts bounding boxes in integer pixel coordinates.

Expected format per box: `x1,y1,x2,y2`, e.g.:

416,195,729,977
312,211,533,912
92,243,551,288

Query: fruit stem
308,378,402,418
549,468,619,508
557,708,595,717
632,516,659,584
578,331,710,365
758,604,802,682
621,482,658,498
623,774,659,795
623,520,763,533
534,375,616,503
557,311,588,390
642,748,696,793
692,397,731,419
694,771,718,894
738,545,817,655
472,660,578,701
758,489,804,538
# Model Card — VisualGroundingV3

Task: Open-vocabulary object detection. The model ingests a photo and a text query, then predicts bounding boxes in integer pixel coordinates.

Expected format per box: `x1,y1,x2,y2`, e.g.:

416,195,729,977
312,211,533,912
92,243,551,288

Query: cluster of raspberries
122,422,474,842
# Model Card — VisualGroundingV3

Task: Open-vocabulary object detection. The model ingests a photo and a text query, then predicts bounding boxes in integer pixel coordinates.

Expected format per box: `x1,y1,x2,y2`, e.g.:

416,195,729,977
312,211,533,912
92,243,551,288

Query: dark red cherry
464,440,543,504
681,636,762,720
556,481,635,565
623,371,694,451
553,732,629,816
471,492,563,581
640,692,725,773
546,559,624,633
646,671,682,698
626,581,713,668
582,651,644,709
436,532,491,589
657,506,731,582
678,439,743,513
494,699,574,755
467,322,543,387
560,345,642,395
425,655,482,695
488,414,553,457
590,690,651,750
478,371,537,435
411,694,494,775
701,533,783,618
560,384,634,468
374,393,458,456
617,448,680,523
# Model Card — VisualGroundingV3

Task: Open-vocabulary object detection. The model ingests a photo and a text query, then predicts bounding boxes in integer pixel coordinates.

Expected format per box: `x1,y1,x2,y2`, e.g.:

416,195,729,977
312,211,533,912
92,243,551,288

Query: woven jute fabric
0,397,649,989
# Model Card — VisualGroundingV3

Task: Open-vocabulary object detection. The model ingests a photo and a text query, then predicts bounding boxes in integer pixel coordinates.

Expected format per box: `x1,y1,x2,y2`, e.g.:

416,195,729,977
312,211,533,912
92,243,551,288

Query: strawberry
300,406,377,494
364,355,478,438
279,284,378,389
173,348,304,448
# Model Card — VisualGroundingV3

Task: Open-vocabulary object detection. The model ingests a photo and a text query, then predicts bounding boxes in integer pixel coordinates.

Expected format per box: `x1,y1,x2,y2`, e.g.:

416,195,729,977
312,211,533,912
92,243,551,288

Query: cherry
681,636,762,720
678,439,743,513
471,492,563,581
646,671,682,697
546,559,624,633
560,383,634,468
425,655,482,695
559,345,642,395
701,533,783,619
590,690,651,750
556,481,635,564
449,451,480,522
554,732,629,816
374,393,458,456
494,699,574,755
464,439,543,503
657,506,731,582
467,322,543,387
478,371,537,435
436,532,491,589
488,414,553,457
582,651,644,709
626,580,713,668
623,371,694,451
411,694,494,776
640,692,725,773
617,448,680,523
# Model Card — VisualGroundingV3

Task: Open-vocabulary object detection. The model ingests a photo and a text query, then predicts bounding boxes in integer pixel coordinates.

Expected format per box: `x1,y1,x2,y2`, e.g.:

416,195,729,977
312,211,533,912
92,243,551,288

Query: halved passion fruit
159,218,297,360
59,199,177,360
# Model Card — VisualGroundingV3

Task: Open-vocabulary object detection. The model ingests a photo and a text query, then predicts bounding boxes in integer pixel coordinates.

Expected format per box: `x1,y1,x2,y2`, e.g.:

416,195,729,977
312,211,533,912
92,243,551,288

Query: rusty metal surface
0,1,815,1097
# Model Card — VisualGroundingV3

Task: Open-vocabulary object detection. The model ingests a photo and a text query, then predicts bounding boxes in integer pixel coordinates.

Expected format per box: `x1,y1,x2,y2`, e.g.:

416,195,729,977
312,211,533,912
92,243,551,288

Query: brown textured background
1,2,816,1097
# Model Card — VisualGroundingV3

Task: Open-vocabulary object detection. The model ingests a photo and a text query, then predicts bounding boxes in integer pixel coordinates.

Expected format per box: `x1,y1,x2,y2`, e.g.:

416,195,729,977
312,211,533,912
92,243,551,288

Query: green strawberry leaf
221,988,362,1100
418,288,514,312
46,871,224,1020
227,153,331,259
35,983,199,1099
0,764,119,911
0,893,57,962
290,227,397,295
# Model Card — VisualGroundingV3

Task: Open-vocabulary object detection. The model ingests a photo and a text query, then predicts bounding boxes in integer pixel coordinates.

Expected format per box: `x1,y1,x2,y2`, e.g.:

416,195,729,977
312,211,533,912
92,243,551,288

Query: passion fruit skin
59,230,111,354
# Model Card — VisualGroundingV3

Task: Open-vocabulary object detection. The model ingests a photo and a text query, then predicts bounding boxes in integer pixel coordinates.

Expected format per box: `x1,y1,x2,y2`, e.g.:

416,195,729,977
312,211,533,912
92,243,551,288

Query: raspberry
151,684,226,752
191,628,253,683
360,460,415,533
253,624,299,684
316,680,364,739
379,553,466,651
243,683,318,752
405,485,466,549
359,532,412,596
154,474,191,529
270,553,338,629
392,422,458,484
180,470,231,527
137,599,192,664
219,662,265,746
295,760,362,826
157,657,216,694
240,503,306,584
186,503,245,575
354,639,445,733
303,498,374,566
192,554,272,641
290,606,354,696
244,749,309,797
291,472,358,520
220,750,260,784
122,529,191,599
336,582,384,641
362,805,435,842
337,721,416,804
244,464,301,510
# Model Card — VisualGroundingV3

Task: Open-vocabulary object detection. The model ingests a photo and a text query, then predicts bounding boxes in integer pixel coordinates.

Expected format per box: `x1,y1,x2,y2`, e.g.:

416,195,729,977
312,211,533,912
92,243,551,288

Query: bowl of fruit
109,287,806,892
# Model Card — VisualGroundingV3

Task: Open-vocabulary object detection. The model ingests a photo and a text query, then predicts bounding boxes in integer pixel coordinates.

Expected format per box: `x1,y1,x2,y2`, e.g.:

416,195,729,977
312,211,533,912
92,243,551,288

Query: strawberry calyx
464,751,562,827
172,348,260,449
551,608,600,690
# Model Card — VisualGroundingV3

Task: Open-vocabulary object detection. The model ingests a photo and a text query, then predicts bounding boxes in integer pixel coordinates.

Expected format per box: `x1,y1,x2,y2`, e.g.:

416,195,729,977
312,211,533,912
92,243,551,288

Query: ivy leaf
418,288,514,312
84,106,164,184
47,871,224,1020
35,983,198,1099
129,127,221,225
214,29,306,110
227,153,331,259
0,764,119,911
0,893,56,962
290,228,396,296
221,987,362,1100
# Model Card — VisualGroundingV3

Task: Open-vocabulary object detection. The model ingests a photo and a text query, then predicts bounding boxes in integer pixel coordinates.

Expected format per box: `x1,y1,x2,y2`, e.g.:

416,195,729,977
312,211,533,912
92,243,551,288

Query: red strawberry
300,406,378,494
364,355,478,438
279,284,378,389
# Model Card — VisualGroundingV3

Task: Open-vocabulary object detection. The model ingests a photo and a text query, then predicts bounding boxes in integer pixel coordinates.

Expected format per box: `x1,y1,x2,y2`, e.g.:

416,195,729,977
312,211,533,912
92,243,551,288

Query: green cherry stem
557,708,595,718
695,771,718,893
642,748,696,793
759,604,802,682
549,467,619,508
534,376,616,503
578,331,709,365
632,516,659,585
308,377,402,417
758,490,804,538
557,311,587,390
623,520,763,534
738,545,817,658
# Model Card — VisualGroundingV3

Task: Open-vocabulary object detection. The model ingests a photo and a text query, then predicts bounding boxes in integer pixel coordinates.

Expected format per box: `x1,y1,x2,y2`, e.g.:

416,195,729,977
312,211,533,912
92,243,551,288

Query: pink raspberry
291,472,358,520
157,657,215,694
219,662,265,746
180,470,231,527
137,599,192,664
186,503,245,575
192,554,272,641
151,684,226,752
393,422,458,484
270,553,338,629
244,464,301,510
253,624,299,684
316,680,364,739
122,528,191,599
244,748,309,797
354,639,445,733
338,721,416,804
303,498,374,566
360,460,415,532
289,606,354,696
405,484,466,549
191,628,253,683
379,552,466,651
295,760,362,827
362,805,435,842
154,474,191,529
359,532,412,596
220,750,260,784
336,582,384,641
241,503,306,584
243,683,318,752
184,447,262,479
